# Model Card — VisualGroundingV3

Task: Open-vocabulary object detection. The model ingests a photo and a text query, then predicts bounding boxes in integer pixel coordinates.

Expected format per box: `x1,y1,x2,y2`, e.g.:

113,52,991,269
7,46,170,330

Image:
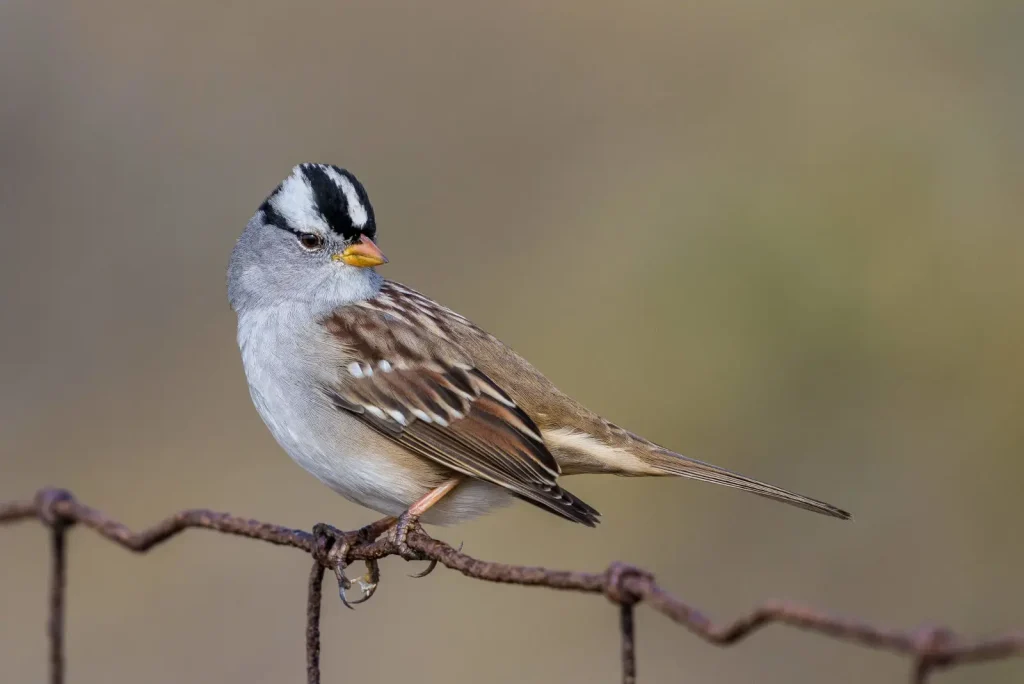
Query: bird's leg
356,515,400,543
390,478,461,562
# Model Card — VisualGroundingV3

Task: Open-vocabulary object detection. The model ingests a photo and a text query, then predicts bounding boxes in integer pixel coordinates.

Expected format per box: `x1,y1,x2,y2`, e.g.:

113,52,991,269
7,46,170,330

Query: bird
228,163,850,600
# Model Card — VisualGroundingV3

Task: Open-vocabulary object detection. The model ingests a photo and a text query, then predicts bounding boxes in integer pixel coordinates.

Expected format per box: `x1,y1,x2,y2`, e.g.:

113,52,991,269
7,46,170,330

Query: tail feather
644,446,851,520
540,424,850,521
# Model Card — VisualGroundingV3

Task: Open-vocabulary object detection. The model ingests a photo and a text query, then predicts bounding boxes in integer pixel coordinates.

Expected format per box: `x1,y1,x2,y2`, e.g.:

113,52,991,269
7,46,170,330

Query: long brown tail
642,445,851,520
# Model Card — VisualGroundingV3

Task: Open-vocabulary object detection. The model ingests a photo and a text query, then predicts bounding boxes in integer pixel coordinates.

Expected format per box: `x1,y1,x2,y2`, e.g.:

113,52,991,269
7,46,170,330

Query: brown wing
321,302,599,526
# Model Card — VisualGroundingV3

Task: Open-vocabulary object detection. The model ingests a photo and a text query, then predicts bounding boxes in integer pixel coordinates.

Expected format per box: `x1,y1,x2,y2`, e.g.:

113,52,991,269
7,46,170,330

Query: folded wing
321,304,600,526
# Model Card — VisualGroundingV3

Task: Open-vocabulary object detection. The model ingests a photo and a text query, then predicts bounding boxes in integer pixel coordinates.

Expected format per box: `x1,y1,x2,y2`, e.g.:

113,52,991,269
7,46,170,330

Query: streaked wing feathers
322,302,599,526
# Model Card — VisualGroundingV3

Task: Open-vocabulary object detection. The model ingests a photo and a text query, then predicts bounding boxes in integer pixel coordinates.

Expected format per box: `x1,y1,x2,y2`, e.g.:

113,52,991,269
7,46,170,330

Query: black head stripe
259,200,287,231
299,164,376,242
260,200,311,242
332,166,377,240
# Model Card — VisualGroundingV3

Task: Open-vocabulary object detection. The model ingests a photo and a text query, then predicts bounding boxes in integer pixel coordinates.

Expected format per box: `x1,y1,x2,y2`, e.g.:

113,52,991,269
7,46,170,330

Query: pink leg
392,478,461,557
408,478,461,517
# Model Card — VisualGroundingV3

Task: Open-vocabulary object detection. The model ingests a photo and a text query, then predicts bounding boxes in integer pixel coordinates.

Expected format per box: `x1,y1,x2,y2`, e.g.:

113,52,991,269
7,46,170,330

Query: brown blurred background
2,1,1022,682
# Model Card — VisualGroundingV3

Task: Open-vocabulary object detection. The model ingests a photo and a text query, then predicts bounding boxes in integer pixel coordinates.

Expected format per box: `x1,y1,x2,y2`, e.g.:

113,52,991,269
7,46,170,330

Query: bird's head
228,163,387,313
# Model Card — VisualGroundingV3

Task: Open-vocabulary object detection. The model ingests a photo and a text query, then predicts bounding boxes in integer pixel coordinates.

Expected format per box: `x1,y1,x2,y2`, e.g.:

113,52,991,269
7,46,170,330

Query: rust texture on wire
2,488,1022,684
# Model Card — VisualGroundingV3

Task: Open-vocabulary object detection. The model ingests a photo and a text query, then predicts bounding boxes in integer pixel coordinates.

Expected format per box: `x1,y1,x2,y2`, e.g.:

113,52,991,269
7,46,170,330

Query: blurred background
2,1,1022,682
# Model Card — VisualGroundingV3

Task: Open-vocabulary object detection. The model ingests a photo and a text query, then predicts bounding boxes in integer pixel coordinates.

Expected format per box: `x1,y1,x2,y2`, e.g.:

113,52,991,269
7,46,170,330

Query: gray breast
235,303,434,515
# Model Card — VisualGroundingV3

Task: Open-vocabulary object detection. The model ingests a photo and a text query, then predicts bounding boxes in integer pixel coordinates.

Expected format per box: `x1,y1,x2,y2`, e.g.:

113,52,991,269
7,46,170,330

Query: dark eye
297,233,324,250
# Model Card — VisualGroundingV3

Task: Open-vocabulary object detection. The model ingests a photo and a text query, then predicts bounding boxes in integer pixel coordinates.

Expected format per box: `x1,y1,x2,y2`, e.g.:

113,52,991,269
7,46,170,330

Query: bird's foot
312,520,391,608
336,559,380,609
388,511,428,562
311,514,445,599
311,522,348,560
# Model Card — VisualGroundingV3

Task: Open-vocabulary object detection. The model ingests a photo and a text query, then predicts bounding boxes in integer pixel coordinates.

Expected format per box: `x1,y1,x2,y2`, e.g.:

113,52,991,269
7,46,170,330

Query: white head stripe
322,166,368,228
270,171,327,233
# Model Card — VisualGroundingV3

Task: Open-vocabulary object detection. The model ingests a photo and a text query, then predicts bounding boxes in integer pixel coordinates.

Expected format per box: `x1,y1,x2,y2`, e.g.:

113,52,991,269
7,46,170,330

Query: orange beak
333,235,388,268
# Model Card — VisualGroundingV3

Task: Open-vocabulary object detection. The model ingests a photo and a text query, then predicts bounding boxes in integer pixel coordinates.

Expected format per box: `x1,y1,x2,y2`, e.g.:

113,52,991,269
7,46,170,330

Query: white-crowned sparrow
228,164,850,544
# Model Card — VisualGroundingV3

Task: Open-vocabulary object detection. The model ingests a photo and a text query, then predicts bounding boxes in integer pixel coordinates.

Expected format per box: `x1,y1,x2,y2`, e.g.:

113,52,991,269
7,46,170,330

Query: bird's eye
297,233,324,250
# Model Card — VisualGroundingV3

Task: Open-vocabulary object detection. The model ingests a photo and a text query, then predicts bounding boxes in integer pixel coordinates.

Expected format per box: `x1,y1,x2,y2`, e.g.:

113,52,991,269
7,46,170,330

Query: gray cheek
240,264,267,294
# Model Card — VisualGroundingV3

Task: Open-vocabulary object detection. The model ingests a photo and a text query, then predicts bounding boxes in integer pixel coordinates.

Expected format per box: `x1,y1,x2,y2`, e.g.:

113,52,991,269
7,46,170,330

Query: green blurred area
1,2,1021,682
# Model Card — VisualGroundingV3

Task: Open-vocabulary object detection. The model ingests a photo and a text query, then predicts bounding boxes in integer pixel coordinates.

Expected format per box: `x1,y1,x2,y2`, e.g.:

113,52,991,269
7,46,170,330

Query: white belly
236,305,511,525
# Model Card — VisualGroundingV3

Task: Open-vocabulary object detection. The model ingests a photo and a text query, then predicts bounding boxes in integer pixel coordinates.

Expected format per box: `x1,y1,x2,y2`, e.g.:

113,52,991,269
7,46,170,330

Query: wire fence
2,488,1022,684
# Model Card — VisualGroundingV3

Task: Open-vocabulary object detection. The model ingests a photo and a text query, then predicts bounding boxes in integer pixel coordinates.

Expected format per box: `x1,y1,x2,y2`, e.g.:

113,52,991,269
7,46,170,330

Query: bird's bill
333,235,388,267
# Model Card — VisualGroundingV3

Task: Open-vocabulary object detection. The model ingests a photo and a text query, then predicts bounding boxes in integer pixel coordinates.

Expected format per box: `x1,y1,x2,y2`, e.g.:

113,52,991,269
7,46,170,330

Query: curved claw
408,541,462,579
335,559,380,609
338,580,357,610
409,559,438,579
339,577,378,609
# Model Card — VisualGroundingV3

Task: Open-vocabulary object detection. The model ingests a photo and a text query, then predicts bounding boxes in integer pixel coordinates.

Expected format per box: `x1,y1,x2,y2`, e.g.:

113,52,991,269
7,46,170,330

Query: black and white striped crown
260,163,376,242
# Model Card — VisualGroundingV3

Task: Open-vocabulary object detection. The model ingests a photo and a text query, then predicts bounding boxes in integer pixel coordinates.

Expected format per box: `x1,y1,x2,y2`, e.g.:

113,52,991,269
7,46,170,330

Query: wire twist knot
34,488,75,528
605,561,653,606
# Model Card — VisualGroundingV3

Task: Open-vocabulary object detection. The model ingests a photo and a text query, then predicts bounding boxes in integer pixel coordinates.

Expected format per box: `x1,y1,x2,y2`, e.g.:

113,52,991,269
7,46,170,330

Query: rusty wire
1,488,1021,684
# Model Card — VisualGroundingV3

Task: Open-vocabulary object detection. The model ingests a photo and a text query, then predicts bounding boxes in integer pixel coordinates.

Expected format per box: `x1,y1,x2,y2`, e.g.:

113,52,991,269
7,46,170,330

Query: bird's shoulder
322,280,620,437
320,280,487,366
325,281,540,386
